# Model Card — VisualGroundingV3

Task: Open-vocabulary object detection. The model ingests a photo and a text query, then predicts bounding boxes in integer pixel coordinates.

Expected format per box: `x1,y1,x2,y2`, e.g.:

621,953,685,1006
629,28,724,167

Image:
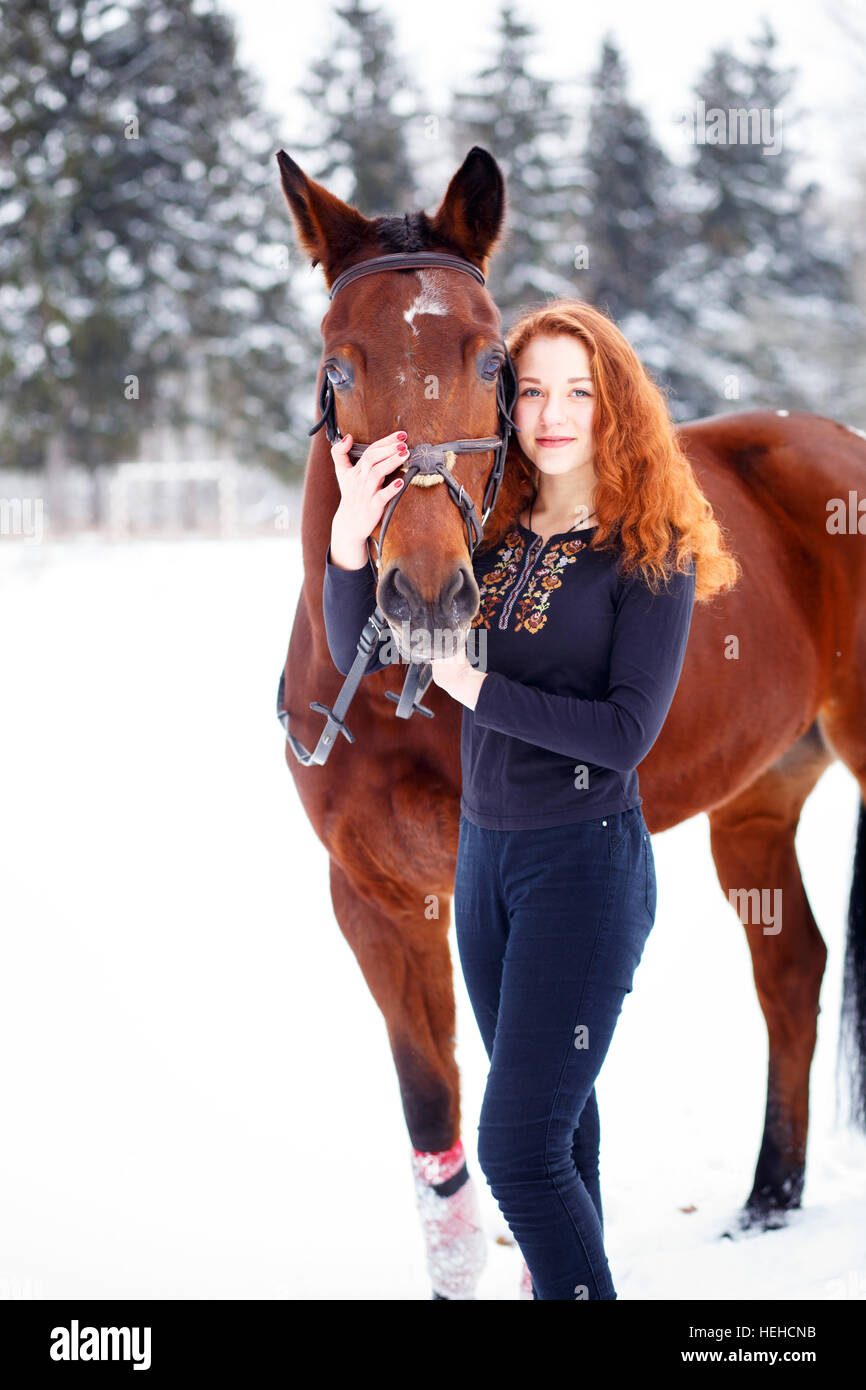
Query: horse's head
276,146,518,661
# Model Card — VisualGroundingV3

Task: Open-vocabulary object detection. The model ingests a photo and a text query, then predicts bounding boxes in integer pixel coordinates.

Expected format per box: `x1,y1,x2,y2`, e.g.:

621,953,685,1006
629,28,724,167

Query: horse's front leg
329,855,487,1299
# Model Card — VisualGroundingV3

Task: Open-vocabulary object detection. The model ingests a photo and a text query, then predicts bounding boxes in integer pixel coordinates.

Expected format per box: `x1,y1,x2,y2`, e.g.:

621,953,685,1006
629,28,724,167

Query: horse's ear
429,147,507,271
275,150,370,281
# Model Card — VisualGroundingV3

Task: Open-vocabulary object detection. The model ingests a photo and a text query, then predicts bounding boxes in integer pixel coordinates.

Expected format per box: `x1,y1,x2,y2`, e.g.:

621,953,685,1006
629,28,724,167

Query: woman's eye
520,387,591,398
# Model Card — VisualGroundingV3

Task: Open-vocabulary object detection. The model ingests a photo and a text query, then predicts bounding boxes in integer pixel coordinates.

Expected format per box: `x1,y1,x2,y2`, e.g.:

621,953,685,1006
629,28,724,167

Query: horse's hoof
740,1199,797,1233
747,1208,788,1232
720,1199,797,1239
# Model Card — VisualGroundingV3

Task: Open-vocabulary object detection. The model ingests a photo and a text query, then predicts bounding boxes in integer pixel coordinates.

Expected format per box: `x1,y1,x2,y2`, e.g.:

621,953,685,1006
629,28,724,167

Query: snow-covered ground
1,533,864,1300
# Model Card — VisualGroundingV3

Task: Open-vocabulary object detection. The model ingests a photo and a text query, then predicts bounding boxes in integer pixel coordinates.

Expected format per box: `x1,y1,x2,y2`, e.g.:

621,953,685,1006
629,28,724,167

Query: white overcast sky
222,0,863,207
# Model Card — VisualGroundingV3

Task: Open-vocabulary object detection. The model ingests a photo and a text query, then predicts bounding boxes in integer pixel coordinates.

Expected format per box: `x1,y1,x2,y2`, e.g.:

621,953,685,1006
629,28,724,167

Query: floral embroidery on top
472,527,588,635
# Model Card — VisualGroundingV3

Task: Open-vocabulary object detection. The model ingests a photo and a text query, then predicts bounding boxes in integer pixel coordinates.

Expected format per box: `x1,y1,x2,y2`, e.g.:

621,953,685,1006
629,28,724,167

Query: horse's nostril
440,565,471,610
382,567,413,621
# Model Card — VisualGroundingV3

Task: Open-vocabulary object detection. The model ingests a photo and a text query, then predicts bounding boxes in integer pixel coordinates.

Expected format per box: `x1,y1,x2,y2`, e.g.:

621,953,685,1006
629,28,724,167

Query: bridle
308,250,519,572
279,248,519,767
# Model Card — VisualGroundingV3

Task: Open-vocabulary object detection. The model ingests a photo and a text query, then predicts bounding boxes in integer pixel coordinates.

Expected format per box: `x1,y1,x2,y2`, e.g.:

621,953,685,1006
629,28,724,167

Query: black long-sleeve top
322,520,696,830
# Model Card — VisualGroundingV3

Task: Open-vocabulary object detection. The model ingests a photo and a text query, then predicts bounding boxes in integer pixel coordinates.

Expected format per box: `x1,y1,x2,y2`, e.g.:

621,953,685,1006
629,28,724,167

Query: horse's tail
837,798,866,1130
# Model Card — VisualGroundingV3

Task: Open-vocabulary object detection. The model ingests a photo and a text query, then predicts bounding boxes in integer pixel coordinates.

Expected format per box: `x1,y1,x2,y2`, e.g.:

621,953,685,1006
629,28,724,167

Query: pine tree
582,37,682,321
0,0,315,478
449,2,584,314
293,0,416,216
580,35,705,418
682,21,860,417
694,28,844,300
822,0,866,421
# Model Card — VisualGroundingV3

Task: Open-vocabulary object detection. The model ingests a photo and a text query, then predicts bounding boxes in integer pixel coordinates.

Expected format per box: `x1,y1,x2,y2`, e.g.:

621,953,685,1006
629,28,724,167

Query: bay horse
275,144,866,1298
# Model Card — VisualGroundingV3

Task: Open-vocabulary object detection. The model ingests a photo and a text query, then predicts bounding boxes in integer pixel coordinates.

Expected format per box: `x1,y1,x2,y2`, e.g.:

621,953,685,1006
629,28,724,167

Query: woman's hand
430,645,487,710
329,431,408,569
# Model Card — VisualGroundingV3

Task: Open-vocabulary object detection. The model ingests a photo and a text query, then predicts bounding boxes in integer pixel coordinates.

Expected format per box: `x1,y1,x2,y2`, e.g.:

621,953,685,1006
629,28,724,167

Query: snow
1,532,864,1300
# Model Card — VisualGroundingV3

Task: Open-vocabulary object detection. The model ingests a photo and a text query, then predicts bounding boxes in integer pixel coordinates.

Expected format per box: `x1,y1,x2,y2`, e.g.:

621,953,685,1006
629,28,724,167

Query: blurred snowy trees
1,0,863,504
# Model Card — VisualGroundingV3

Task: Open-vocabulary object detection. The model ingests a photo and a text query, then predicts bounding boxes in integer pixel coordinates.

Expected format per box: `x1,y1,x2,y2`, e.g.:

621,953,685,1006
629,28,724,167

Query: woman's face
512,334,596,477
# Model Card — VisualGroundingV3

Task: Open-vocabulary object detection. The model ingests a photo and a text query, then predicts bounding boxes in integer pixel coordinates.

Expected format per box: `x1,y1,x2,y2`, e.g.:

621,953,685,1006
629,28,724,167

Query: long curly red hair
482,299,741,602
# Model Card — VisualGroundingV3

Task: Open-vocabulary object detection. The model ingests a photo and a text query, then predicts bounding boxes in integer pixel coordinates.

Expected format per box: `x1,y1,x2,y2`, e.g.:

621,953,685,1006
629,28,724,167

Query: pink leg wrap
410,1140,486,1299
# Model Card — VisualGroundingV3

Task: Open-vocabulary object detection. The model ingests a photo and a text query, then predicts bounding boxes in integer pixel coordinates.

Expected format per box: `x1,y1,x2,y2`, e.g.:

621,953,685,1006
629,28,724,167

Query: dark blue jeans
454,805,656,1300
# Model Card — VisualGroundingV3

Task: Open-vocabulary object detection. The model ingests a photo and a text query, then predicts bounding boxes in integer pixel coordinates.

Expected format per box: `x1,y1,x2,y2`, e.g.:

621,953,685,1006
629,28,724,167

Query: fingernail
398,432,407,440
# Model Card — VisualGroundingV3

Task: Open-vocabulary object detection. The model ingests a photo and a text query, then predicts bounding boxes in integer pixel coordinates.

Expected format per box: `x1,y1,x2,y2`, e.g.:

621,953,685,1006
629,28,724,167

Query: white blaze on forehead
403,270,450,334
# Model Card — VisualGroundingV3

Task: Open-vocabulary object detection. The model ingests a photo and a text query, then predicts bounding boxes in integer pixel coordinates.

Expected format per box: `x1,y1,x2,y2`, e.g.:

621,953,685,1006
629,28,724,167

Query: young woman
323,299,740,1300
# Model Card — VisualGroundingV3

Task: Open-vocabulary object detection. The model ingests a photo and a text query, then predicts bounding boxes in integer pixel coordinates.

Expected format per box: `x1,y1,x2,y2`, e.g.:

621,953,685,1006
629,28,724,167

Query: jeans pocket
607,810,632,859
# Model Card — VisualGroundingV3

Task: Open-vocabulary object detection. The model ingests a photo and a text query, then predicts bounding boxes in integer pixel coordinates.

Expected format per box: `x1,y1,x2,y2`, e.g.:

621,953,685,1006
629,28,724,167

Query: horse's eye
325,363,349,387
481,355,504,381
